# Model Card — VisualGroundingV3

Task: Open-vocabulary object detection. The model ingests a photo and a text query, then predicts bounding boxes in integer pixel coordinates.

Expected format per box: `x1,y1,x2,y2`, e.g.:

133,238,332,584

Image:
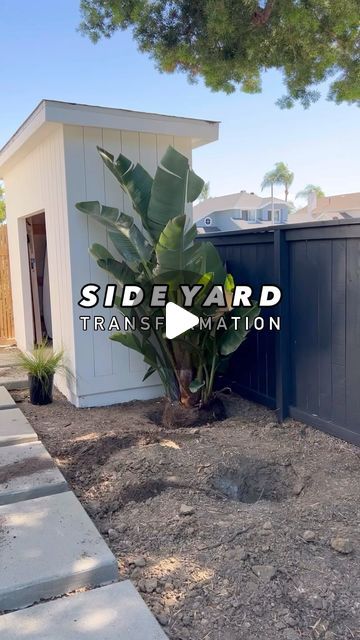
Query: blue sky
1,0,359,205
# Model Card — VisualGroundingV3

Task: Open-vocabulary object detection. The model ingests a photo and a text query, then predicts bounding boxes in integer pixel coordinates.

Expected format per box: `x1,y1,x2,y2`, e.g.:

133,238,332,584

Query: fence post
274,228,290,421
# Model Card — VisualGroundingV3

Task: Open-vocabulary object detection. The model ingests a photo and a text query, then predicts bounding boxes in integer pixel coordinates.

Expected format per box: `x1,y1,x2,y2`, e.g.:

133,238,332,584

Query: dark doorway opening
26,212,52,345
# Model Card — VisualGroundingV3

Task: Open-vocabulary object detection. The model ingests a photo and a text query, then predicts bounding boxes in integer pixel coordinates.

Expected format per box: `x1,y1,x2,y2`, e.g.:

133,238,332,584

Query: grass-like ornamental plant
76,146,259,425
18,343,64,405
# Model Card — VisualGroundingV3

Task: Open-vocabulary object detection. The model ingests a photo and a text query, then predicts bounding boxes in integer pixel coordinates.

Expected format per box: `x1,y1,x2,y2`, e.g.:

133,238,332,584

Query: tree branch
252,0,275,26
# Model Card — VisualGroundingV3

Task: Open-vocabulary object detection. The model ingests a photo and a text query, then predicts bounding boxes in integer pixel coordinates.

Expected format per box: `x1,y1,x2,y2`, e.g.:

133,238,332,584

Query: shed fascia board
0,102,51,176
44,100,219,146
0,99,219,175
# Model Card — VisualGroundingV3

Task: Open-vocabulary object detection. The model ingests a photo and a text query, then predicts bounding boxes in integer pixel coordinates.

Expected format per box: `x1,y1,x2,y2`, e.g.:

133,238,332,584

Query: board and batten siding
3,126,77,400
63,124,192,406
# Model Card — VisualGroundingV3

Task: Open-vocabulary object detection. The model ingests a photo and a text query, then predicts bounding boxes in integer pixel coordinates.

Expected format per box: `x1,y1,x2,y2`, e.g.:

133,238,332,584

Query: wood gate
0,225,15,344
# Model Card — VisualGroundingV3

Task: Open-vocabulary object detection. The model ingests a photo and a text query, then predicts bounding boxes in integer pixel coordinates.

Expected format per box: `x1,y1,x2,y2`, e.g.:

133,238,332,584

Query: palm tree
199,181,210,201
261,162,294,219
296,184,325,200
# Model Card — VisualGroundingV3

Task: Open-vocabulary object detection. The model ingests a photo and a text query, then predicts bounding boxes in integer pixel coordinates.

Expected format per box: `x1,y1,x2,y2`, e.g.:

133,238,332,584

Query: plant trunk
29,374,53,405
285,185,288,202
162,396,226,428
171,342,199,407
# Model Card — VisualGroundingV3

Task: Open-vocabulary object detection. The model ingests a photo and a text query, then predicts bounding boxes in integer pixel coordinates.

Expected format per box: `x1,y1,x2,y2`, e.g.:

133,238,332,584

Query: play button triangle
165,302,199,340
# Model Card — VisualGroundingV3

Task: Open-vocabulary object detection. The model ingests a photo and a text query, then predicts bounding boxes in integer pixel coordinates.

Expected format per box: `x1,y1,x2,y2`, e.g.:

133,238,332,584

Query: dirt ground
12,389,360,640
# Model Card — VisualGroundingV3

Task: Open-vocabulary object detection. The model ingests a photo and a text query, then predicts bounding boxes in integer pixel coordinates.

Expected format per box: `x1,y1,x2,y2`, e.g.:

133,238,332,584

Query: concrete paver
0,386,16,409
0,348,21,368
0,375,28,390
0,441,68,505
0,491,119,612
0,407,38,446
0,581,168,639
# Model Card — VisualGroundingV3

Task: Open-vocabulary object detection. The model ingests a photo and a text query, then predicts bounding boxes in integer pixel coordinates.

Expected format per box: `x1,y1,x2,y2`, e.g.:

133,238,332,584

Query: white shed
0,100,218,407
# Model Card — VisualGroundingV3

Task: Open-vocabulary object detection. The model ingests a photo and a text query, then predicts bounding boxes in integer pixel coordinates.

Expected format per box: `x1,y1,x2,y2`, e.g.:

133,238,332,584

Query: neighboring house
291,192,360,224
194,191,290,233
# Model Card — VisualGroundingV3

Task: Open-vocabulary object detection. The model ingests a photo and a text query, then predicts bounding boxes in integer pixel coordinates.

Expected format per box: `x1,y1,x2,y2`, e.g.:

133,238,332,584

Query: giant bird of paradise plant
76,146,259,413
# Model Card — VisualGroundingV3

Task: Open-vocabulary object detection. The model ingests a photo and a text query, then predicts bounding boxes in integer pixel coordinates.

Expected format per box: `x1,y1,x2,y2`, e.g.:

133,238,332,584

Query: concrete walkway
0,581,167,639
0,385,16,408
0,491,119,611
0,347,27,389
0,386,168,638
0,440,68,504
0,407,38,446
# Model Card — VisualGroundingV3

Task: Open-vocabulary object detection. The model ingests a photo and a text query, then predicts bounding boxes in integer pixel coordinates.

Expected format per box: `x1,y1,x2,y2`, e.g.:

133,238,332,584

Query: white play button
165,302,199,339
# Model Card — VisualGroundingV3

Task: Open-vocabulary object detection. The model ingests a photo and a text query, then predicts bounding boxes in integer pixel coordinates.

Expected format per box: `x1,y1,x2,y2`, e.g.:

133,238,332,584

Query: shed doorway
26,212,52,345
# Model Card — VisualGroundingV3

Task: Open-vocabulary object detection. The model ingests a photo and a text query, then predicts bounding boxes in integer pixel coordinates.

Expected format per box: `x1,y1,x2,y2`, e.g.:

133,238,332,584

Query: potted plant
18,343,64,405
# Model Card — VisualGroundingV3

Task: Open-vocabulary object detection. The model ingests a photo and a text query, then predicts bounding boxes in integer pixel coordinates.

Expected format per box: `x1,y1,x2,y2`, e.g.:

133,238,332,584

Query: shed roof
0,100,219,176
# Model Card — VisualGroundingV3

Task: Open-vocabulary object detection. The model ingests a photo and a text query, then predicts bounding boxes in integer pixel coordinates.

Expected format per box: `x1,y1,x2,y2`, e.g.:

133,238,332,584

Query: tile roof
295,192,360,220
193,191,287,221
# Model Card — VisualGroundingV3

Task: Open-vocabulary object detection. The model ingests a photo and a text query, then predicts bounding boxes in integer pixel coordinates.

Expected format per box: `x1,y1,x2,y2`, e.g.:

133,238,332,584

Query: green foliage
261,162,294,202
0,183,6,223
17,343,64,391
79,0,360,108
296,184,325,200
76,145,259,407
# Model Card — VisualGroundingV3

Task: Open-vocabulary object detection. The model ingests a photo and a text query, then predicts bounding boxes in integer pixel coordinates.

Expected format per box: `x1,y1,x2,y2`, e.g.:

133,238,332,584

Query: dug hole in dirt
161,396,227,428
12,389,360,640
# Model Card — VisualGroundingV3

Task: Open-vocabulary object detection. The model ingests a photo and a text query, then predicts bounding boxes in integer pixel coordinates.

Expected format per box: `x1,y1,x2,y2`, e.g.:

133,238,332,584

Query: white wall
63,124,193,407
3,121,195,407
3,126,77,400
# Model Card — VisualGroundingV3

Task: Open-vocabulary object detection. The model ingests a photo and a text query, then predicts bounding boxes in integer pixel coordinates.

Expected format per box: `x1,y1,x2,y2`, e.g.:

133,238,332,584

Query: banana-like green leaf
224,273,235,292
198,242,227,285
113,295,136,321
108,229,145,271
110,332,142,353
147,147,204,239
92,252,137,287
192,272,214,307
187,169,205,203
155,215,200,276
78,196,152,271
76,201,120,229
90,243,114,261
141,339,160,368
114,212,152,268
97,147,153,228
108,230,138,271
111,333,163,381
86,206,152,271
189,378,205,393
143,365,156,382
77,202,151,272
219,304,260,356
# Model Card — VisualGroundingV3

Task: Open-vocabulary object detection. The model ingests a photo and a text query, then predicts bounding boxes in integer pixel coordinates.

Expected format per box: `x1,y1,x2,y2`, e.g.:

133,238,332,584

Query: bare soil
11,389,360,640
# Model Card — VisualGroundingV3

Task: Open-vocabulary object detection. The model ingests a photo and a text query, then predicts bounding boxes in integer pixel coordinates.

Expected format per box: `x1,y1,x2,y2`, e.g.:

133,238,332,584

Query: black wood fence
198,219,360,446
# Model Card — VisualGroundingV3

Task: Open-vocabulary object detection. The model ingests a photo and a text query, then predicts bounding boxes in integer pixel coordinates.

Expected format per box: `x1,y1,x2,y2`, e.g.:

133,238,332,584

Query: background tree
199,181,210,201
296,184,325,200
0,184,6,223
79,0,360,108
261,161,294,223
